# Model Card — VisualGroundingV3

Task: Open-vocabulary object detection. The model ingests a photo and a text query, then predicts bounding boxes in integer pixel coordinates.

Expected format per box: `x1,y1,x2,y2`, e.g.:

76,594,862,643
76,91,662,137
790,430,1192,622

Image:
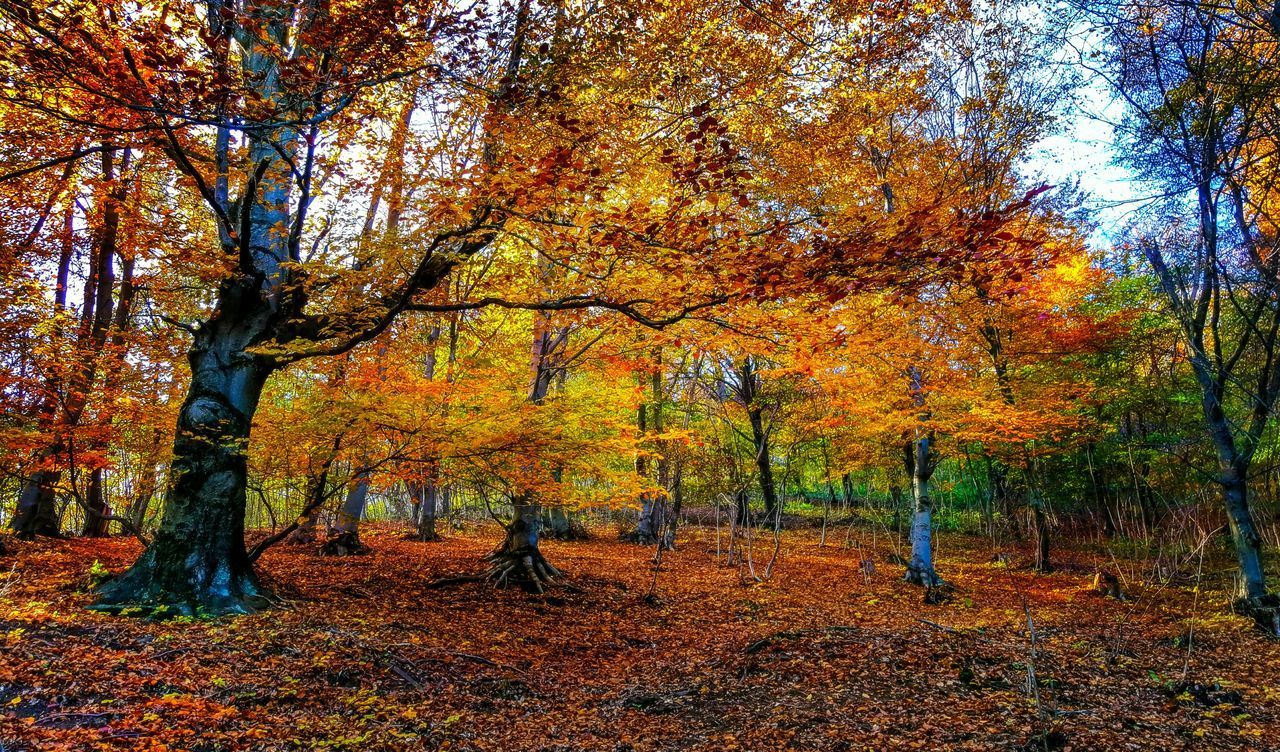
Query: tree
1,0,1059,615
1074,0,1280,630
6,143,145,538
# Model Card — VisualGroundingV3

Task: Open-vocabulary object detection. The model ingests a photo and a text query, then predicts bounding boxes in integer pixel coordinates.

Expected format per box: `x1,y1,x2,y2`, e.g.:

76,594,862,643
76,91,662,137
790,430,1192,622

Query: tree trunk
80,467,111,537
543,506,588,541
129,461,157,532
632,495,659,543
666,459,684,548
93,293,276,616
890,484,904,537
286,444,338,546
989,459,1018,540
486,495,559,592
1222,467,1267,600
735,487,751,526
483,264,566,588
627,398,660,544
905,436,942,587
13,146,132,540
11,465,62,539
288,505,323,545
413,480,441,542
1031,494,1051,573
324,471,370,556
749,406,778,519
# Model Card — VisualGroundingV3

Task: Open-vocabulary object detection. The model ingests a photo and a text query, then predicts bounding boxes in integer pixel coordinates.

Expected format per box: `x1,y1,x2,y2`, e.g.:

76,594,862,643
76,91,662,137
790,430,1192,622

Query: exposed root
1237,594,1280,637
319,531,368,557
484,546,561,594
13,527,64,542
424,574,486,590
923,583,954,605
1093,571,1127,601
424,543,565,594
285,527,319,546
903,562,944,589
91,544,273,618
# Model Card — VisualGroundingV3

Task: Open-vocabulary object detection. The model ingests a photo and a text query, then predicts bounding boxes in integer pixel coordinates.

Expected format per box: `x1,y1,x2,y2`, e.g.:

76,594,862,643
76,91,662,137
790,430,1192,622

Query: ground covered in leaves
1,522,1278,751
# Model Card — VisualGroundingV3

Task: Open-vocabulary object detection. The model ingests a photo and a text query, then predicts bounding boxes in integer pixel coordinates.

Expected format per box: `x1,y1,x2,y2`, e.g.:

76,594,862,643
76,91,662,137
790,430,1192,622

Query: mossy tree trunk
95,293,276,615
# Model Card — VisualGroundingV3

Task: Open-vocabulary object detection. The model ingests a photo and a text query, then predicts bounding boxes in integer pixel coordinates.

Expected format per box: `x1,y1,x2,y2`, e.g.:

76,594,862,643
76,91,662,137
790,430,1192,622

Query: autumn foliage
2,0,1280,748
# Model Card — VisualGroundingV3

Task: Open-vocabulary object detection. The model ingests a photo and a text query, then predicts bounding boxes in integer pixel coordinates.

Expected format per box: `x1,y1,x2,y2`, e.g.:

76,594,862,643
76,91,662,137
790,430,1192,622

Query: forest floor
0,521,1278,751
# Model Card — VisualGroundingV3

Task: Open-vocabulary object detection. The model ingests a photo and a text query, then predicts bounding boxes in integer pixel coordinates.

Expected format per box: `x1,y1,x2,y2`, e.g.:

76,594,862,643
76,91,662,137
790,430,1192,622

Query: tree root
1093,571,1127,601
91,545,273,618
484,546,561,594
13,526,64,542
285,527,319,546
903,563,952,604
424,545,565,594
1237,594,1280,637
903,562,945,589
319,531,368,557
923,583,954,605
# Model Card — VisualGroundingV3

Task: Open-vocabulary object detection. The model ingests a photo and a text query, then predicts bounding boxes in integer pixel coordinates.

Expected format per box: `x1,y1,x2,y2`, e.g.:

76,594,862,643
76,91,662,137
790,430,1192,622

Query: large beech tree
3,0,588,613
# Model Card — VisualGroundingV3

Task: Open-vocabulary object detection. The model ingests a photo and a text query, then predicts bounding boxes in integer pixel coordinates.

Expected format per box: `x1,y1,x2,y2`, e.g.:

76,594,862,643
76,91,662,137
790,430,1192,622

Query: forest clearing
2,519,1279,752
5,0,1280,749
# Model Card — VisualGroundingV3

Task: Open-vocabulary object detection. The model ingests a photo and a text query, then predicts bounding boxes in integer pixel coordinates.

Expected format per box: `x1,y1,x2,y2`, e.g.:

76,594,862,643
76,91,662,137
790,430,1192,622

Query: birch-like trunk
904,436,941,587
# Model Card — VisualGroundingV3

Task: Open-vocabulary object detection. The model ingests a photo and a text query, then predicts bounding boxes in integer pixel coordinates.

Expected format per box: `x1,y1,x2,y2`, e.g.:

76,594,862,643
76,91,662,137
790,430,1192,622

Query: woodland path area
1,525,1276,751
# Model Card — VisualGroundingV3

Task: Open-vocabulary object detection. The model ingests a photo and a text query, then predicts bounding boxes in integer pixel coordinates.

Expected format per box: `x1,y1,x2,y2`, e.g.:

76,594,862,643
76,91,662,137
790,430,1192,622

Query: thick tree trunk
631,495,660,544
413,481,441,542
1222,467,1267,600
80,467,111,537
486,495,559,592
323,471,370,556
93,292,275,616
905,437,942,587
543,506,588,541
11,465,62,539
